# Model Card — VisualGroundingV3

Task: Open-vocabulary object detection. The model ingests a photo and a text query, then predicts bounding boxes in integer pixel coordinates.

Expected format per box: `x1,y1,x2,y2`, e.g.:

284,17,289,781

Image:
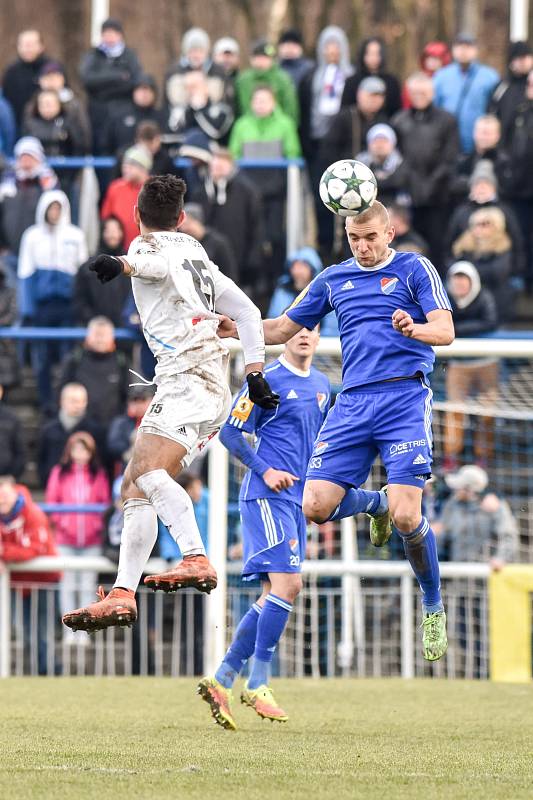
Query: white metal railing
0,556,489,679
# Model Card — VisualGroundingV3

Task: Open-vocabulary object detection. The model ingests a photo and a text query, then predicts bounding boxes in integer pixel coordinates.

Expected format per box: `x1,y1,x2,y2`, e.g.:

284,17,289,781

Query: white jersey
127,231,264,380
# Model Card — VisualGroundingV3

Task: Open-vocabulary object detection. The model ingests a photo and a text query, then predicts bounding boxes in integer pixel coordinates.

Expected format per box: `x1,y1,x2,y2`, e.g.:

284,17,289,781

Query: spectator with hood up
267,246,338,336
402,41,451,108
341,36,401,117
18,189,88,408
79,18,143,154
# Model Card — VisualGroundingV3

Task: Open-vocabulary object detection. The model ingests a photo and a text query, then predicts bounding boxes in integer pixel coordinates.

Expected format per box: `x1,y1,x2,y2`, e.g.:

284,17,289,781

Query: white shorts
138,368,232,468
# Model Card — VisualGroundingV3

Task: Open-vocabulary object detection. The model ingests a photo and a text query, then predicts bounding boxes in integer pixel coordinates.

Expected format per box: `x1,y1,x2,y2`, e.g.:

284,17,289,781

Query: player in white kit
63,175,278,632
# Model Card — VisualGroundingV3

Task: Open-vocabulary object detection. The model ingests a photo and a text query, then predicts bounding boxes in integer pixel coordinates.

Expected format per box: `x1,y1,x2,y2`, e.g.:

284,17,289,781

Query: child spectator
46,431,110,644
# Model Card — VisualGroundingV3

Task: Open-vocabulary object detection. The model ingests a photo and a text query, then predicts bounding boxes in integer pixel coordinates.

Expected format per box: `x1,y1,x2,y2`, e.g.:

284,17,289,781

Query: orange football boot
144,554,217,594
62,586,137,632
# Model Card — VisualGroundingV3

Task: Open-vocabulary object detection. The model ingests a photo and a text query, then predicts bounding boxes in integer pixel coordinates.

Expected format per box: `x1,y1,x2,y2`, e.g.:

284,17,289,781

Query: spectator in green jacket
229,85,301,159
236,39,299,124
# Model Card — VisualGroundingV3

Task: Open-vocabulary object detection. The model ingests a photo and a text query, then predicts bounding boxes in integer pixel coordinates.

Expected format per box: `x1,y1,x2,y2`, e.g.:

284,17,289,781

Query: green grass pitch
1,678,532,800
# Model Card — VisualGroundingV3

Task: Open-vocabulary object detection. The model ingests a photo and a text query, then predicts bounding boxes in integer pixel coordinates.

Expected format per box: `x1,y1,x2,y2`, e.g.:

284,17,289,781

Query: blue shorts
307,378,433,489
239,498,307,582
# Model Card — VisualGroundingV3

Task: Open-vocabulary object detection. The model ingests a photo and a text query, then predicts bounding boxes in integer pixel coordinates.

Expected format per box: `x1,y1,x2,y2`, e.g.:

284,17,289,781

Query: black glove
247,372,280,410
88,254,124,284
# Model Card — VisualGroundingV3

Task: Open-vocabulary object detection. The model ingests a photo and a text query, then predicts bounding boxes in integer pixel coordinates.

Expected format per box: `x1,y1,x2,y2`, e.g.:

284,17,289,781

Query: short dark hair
137,175,187,230
136,120,161,143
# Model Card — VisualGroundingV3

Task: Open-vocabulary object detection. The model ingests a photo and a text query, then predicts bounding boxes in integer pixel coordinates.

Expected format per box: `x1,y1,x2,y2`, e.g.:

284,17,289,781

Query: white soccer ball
319,159,378,217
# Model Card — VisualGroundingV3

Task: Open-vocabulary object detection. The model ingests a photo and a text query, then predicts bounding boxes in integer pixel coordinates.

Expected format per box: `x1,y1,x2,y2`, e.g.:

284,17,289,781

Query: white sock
135,469,205,557
114,498,158,592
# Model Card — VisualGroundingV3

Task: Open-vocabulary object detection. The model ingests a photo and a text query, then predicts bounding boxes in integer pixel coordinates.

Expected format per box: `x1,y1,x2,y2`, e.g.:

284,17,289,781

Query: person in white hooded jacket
18,189,88,407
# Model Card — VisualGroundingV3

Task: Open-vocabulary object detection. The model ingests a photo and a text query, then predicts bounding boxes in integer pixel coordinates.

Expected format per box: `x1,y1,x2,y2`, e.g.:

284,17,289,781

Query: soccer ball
319,159,378,217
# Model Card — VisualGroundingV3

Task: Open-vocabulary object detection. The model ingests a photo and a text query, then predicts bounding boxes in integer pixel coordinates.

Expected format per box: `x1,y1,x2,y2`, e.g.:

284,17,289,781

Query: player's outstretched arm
392,309,455,345
88,250,168,283
263,314,302,345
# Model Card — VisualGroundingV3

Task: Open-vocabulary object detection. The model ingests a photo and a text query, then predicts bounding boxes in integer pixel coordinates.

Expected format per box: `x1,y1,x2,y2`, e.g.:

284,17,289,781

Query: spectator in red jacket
0,475,60,674
45,431,110,644
100,144,152,247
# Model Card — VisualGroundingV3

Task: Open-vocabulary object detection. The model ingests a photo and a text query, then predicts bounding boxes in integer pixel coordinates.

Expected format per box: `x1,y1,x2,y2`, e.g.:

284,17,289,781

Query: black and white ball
319,159,378,217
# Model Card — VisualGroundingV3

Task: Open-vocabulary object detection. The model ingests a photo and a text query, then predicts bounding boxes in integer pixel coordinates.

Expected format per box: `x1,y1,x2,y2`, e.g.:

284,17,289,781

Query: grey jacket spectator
0,389,25,479
341,37,402,117
0,261,20,390
447,261,498,336
58,318,129,427
79,18,142,154
191,148,264,287
320,76,389,164
490,41,533,145
2,30,48,131
437,465,519,564
0,136,58,256
37,383,105,486
73,217,131,327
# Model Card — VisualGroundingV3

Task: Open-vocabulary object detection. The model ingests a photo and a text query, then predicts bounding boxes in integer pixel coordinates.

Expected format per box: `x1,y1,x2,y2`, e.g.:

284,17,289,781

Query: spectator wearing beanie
165,27,228,124
490,41,533,145
278,29,314,89
100,144,152,247
356,123,410,207
341,36,401,117
79,18,142,154
236,39,299,123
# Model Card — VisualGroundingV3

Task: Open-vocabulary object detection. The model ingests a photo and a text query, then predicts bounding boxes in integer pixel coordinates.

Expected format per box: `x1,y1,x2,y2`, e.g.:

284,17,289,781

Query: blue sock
327,488,384,521
214,603,261,688
395,517,443,613
247,594,292,690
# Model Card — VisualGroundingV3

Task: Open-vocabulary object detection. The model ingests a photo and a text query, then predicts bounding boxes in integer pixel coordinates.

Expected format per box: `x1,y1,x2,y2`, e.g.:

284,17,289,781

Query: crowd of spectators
0,20,530,666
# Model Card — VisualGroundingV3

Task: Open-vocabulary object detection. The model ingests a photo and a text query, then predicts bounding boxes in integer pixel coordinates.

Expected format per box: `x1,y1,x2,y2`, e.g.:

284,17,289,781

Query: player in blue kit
198,327,338,730
219,200,454,665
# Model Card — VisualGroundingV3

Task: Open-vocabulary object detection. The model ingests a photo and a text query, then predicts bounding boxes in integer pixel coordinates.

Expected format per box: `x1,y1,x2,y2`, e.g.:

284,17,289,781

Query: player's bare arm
392,308,455,346
263,314,303,345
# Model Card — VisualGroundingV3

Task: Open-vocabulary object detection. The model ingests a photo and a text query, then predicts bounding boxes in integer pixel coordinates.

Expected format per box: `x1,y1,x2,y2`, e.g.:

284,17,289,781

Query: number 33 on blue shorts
239,498,307,582
306,378,433,488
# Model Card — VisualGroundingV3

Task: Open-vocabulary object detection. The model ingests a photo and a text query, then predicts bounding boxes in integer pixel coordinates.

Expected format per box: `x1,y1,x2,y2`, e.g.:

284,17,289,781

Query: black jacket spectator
35,61,92,153
191,149,264,287
490,41,533,146
0,398,25,479
2,30,48,131
73,218,131,327
59,346,129,428
104,74,165,155
388,205,429,255
392,103,459,207
277,29,314,90
0,261,20,390
447,261,499,336
341,37,402,117
501,96,533,202
22,91,86,156
79,19,142,154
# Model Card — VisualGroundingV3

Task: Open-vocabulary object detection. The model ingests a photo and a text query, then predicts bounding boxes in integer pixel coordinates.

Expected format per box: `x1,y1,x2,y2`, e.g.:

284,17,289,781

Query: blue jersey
286,250,451,390
225,356,330,505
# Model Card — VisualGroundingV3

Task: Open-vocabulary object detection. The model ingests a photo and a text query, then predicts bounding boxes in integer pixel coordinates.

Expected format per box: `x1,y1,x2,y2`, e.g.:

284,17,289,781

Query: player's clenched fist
262,467,299,493
392,309,416,337
247,372,280,410
89,254,124,283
